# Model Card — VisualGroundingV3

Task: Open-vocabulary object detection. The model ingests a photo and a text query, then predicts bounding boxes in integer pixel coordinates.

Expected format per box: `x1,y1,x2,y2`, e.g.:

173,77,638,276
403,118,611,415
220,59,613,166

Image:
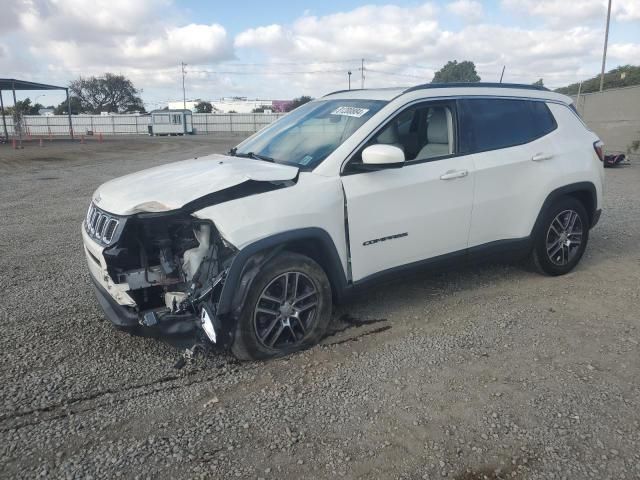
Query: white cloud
10,0,232,85
615,2,640,21
1,0,639,102
502,0,640,24
0,1,21,32
120,24,231,68
232,2,634,95
446,0,484,23
501,0,603,26
235,25,286,49
609,43,640,60
235,4,440,60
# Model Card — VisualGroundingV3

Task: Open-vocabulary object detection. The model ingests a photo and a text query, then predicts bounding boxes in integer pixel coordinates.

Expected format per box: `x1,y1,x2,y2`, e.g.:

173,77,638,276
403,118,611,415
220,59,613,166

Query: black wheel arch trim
216,227,349,317
531,182,598,236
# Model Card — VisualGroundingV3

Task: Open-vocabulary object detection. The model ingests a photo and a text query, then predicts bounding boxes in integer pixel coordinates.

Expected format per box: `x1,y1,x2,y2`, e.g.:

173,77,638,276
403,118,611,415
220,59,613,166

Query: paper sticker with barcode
331,106,369,118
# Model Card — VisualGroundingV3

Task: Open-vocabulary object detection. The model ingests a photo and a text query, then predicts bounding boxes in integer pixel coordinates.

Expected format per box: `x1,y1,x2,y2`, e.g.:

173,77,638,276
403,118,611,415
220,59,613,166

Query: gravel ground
0,136,639,480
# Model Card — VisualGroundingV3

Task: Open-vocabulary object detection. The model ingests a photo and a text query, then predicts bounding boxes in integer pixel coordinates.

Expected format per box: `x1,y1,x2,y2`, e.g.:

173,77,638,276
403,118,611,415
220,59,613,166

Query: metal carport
0,78,74,146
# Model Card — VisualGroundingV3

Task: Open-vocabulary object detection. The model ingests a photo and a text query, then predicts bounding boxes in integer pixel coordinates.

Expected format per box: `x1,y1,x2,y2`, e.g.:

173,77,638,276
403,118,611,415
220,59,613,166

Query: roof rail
322,86,408,97
322,82,549,99
404,82,549,93
323,88,365,97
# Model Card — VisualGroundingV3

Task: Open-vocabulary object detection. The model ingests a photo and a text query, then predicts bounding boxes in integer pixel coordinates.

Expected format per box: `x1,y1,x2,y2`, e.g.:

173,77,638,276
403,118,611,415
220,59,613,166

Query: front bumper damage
83,204,237,347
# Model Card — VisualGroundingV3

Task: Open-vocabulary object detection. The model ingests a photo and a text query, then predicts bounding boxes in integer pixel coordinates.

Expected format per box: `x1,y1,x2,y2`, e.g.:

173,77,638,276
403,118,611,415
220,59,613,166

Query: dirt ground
0,136,638,480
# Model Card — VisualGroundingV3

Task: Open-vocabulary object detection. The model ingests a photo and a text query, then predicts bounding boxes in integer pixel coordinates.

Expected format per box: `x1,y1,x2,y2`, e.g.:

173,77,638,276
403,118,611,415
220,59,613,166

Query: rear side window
458,98,557,153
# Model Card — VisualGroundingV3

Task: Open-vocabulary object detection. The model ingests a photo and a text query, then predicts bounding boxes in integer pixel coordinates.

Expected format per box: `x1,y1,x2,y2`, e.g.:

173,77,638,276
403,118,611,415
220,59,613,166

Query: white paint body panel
341,156,475,281
82,226,135,306
194,173,349,274
468,102,603,246
92,154,298,215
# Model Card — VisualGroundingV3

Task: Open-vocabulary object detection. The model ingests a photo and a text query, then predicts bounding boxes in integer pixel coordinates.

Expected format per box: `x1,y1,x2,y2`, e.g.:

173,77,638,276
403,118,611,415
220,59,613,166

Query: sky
0,0,639,109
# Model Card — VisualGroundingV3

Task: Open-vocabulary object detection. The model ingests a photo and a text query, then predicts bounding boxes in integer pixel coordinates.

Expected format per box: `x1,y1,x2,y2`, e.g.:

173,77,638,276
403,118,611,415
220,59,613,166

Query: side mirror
361,144,405,169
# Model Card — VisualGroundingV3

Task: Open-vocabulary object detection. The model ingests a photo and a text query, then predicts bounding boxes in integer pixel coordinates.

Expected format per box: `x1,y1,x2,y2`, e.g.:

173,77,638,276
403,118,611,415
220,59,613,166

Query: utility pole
361,58,365,89
181,62,187,109
499,65,505,83
348,71,352,90
599,0,612,92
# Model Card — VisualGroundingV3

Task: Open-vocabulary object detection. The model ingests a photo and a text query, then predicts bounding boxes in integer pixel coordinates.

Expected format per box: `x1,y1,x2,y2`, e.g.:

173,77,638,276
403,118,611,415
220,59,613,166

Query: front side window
350,102,454,167
233,99,387,168
458,98,557,153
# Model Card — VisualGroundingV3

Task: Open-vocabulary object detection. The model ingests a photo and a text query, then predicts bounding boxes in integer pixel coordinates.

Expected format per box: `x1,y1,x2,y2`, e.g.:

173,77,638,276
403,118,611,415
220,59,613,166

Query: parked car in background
83,83,604,360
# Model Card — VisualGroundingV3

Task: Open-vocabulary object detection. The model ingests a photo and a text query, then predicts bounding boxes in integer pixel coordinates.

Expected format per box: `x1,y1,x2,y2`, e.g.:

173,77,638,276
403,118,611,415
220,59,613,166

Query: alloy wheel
253,271,319,350
546,209,583,266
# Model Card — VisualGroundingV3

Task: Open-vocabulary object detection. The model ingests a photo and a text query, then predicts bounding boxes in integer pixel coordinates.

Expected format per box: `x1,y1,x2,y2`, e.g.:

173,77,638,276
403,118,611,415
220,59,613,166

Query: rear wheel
231,252,332,360
531,197,589,276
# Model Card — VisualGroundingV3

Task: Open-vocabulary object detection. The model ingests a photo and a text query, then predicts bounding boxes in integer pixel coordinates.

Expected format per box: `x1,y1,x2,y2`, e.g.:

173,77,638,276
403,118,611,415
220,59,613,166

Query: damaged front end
85,203,237,346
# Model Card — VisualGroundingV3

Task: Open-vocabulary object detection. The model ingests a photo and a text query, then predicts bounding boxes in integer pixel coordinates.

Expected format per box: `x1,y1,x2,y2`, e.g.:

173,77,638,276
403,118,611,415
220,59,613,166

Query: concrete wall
572,85,640,159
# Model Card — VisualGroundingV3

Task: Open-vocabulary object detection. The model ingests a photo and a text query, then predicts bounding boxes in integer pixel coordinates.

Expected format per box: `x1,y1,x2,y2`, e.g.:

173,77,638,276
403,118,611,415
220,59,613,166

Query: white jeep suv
82,83,604,360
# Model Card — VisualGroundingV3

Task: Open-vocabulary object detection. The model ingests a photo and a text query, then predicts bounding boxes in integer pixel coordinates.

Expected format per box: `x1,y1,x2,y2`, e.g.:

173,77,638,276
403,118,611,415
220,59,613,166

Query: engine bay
99,210,237,320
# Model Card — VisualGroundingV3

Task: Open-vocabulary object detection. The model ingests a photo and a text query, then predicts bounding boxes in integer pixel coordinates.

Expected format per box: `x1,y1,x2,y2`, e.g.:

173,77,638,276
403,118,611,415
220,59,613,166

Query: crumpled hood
93,154,299,215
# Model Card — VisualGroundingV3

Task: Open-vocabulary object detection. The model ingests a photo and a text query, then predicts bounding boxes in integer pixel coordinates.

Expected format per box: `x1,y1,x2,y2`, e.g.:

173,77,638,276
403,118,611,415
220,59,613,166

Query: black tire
531,196,589,276
231,252,332,361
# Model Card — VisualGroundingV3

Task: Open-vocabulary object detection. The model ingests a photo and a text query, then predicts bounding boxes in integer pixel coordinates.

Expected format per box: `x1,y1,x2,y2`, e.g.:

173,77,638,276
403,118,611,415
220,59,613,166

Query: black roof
0,78,68,91
325,82,549,97
404,82,549,93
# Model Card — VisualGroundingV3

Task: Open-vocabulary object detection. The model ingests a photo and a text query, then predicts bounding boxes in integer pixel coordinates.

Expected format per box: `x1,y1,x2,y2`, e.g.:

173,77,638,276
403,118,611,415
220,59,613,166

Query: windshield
233,99,387,168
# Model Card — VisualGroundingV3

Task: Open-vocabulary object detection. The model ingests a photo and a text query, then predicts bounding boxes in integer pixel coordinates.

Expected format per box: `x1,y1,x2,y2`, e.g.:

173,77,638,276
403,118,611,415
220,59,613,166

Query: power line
364,69,425,80
213,59,362,66
188,68,348,76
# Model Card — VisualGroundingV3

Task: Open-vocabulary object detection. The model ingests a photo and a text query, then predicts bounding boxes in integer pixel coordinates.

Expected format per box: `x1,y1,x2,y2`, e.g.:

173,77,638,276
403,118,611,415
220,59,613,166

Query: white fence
1,113,286,137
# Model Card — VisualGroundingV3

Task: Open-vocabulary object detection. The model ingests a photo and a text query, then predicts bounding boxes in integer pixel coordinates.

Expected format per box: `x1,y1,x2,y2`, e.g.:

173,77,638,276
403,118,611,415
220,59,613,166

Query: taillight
593,141,604,162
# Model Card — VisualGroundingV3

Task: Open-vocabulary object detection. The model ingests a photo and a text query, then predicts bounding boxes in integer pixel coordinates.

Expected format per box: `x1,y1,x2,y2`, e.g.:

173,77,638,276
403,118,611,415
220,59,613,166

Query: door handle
531,152,554,162
440,169,468,180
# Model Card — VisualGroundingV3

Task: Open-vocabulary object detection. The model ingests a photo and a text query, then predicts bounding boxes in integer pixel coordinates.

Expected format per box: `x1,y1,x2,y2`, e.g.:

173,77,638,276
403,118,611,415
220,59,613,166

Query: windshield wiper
232,151,276,163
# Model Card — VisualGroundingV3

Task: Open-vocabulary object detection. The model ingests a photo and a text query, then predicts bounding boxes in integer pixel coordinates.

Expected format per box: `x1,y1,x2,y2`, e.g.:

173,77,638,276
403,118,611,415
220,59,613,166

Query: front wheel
531,197,589,276
231,252,332,360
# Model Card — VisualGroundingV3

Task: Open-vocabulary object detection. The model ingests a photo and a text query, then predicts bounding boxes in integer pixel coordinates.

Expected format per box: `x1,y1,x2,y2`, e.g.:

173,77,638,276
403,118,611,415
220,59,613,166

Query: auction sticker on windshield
331,106,370,118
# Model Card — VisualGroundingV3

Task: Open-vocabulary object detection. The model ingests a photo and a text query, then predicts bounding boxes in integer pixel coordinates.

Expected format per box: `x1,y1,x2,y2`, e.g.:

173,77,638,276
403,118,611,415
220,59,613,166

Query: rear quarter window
458,98,557,154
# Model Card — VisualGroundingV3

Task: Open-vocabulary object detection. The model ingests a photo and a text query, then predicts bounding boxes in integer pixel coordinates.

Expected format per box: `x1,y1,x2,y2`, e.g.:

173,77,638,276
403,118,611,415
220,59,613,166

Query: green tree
432,60,480,83
555,65,640,95
70,73,144,113
54,96,83,115
3,97,44,115
195,101,213,113
285,96,313,112
532,78,544,87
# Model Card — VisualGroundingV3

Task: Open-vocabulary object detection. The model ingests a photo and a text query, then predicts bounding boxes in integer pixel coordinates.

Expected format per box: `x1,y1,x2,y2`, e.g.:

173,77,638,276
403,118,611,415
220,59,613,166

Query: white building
167,97,275,114
211,98,273,113
167,100,201,112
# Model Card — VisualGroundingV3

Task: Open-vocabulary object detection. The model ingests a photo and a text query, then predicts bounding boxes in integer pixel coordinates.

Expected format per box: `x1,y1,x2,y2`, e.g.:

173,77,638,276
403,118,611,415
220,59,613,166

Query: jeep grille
85,203,120,245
